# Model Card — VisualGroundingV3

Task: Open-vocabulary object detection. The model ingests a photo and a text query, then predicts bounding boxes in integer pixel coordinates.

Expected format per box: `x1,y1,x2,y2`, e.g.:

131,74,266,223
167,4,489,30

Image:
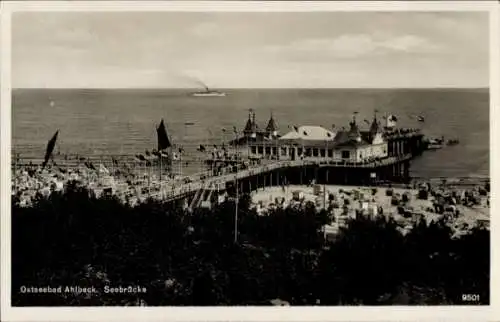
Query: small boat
426,138,444,150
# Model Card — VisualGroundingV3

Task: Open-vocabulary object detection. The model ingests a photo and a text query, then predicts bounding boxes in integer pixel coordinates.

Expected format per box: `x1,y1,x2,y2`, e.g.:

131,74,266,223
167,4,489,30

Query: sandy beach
250,183,490,237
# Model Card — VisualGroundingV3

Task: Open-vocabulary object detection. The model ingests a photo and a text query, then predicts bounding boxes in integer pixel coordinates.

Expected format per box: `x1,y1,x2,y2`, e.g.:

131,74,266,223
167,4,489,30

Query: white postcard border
1,1,498,321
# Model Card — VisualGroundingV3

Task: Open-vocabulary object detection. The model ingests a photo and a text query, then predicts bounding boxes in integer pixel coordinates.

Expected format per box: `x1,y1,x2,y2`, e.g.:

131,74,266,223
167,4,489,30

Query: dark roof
347,120,362,141
333,126,370,147
243,119,254,133
332,131,350,145
243,119,258,133
360,131,372,143
369,118,381,135
266,116,278,133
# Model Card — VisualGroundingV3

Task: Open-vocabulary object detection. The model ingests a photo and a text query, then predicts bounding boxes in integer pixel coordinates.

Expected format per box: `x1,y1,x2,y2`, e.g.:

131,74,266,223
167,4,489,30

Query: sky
12,11,489,88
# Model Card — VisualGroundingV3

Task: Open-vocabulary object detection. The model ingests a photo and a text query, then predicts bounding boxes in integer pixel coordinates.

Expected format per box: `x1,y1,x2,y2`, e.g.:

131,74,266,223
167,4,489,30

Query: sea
11,88,490,179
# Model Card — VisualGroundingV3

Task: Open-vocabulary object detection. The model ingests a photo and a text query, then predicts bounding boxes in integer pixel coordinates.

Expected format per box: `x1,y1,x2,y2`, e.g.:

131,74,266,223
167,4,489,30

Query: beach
250,182,490,238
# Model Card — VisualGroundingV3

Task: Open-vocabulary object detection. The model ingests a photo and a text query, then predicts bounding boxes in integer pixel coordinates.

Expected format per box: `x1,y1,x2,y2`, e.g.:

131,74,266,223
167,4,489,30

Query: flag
42,130,59,169
386,114,398,128
157,119,172,150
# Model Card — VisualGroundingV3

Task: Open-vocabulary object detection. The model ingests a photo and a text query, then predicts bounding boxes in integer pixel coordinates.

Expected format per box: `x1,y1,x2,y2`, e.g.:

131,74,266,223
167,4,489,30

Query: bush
11,187,490,306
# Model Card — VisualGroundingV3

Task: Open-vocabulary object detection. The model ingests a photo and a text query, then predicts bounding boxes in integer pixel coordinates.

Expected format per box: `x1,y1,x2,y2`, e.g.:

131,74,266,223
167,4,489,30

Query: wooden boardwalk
155,154,414,202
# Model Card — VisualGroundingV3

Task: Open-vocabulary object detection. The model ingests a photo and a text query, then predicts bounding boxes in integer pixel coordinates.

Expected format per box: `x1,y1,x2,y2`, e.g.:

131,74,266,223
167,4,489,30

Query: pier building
247,114,389,163
197,110,426,207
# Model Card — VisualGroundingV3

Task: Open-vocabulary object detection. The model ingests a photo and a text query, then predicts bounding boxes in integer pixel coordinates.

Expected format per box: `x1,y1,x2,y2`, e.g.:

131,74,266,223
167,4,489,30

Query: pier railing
152,155,416,202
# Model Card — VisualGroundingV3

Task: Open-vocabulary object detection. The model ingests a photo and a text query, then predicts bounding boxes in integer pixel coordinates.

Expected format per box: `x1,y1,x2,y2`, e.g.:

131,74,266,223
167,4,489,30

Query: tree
12,187,490,306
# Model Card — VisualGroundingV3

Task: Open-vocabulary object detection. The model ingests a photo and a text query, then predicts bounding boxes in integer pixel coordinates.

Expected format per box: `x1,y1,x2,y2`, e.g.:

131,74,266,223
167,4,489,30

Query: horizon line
12,87,489,90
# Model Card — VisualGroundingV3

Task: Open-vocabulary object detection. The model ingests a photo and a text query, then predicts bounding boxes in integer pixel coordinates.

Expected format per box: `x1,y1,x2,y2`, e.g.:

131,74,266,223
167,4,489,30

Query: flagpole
234,128,239,244
157,122,162,190
221,129,224,157
13,153,17,176
203,129,208,174
264,132,266,160
98,155,102,179
182,122,186,178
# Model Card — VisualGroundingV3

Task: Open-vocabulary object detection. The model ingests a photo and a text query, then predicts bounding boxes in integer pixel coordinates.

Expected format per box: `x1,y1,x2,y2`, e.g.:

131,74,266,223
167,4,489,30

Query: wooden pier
154,153,415,205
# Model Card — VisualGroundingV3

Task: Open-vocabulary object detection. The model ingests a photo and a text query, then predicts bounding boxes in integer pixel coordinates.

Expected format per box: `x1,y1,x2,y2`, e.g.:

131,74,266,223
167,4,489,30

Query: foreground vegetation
12,183,489,305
